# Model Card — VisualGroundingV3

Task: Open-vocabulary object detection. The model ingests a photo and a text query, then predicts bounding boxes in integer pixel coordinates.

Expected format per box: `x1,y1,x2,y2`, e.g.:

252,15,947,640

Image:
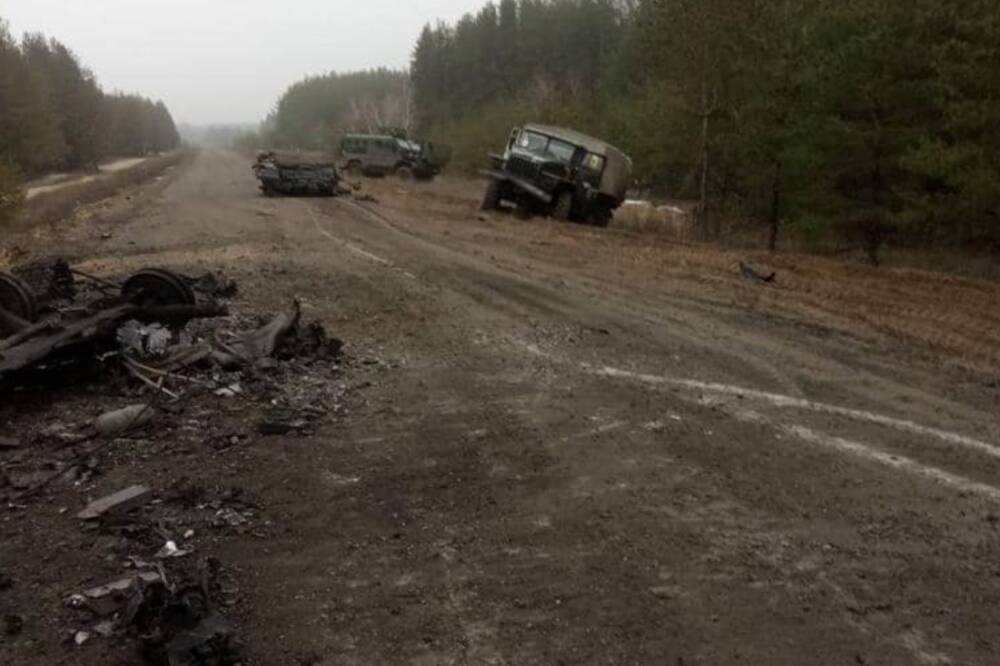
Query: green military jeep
339,133,448,180
481,124,632,227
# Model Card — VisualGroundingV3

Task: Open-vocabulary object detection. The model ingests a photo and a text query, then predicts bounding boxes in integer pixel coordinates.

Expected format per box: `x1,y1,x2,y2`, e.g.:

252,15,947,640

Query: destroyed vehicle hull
253,151,340,197
254,163,339,197
0,267,225,389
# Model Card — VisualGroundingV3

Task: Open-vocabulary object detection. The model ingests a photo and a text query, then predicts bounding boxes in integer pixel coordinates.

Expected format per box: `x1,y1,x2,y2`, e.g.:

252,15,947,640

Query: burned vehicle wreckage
1,259,346,663
0,259,342,398
481,124,633,227
1,264,224,387
252,151,340,197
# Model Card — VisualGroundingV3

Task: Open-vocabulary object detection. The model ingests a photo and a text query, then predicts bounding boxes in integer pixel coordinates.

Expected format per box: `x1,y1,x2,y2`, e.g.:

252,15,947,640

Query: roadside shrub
0,161,25,225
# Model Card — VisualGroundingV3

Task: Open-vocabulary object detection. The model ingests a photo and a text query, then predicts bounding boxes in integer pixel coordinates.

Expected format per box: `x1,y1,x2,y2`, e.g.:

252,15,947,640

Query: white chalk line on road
515,341,1000,499
591,363,1000,500
592,365,1000,462
712,399,1000,501
786,424,1000,501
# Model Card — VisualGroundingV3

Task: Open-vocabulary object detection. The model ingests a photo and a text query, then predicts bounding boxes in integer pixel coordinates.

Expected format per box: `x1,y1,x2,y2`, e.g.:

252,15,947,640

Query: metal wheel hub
121,268,196,307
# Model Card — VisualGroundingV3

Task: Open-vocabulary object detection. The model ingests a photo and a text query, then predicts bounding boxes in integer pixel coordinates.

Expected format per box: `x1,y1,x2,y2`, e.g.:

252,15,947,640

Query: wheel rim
122,268,196,307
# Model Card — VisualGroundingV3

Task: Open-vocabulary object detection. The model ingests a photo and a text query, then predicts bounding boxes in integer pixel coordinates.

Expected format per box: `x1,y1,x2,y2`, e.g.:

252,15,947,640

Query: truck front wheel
552,191,574,222
481,179,502,211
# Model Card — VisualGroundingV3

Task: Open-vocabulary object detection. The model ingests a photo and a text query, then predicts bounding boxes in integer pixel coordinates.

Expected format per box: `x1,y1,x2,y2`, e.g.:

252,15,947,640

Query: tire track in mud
326,197,812,399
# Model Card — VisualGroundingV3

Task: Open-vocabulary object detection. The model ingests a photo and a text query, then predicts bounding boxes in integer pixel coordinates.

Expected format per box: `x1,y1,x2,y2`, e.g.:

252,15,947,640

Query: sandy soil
2,149,1000,665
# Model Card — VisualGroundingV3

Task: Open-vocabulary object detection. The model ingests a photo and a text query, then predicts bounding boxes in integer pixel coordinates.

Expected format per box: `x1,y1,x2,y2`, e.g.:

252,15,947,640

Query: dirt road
3,148,1000,665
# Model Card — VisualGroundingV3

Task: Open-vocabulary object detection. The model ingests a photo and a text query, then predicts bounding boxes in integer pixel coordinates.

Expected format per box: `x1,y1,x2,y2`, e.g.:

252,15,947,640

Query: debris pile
60,481,250,664
1,258,349,663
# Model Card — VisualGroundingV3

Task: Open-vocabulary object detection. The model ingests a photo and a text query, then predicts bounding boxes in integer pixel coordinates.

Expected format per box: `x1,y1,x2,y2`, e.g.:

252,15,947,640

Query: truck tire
347,161,363,178
394,165,414,181
552,191,574,222
481,179,502,211
588,206,613,228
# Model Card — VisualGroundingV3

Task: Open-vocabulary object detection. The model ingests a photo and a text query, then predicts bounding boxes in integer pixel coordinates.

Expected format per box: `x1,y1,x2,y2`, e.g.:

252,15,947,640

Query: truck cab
481,124,632,227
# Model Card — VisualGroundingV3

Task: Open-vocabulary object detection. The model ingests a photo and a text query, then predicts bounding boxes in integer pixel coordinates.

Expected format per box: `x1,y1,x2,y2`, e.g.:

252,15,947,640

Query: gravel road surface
3,149,999,665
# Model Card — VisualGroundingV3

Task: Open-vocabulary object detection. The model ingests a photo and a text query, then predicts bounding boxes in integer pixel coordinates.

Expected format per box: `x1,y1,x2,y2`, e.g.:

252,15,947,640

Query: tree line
1,19,180,222
411,0,1000,258
240,69,411,153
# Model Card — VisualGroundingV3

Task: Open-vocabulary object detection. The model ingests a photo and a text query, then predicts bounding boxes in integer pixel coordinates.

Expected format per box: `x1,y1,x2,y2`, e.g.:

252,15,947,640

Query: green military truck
481,124,632,227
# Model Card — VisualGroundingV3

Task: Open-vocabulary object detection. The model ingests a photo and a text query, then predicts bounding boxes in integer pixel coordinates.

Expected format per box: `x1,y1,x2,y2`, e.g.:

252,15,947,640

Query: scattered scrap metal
1,258,348,663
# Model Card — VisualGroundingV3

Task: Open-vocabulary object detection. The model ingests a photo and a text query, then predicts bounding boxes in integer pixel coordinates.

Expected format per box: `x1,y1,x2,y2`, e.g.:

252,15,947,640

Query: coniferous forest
0,20,180,221
410,0,1000,252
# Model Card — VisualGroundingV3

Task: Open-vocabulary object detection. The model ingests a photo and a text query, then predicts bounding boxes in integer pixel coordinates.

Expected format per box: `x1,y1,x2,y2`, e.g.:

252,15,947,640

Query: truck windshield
515,131,577,165
516,131,549,156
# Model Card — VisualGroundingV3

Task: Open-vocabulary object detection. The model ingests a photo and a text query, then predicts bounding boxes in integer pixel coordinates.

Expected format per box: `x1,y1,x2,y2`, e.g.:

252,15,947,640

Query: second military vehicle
481,124,632,227
339,132,448,180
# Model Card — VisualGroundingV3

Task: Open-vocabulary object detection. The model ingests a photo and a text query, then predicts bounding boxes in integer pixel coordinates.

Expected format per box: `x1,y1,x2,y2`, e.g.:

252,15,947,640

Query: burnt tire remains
121,268,196,308
0,271,39,324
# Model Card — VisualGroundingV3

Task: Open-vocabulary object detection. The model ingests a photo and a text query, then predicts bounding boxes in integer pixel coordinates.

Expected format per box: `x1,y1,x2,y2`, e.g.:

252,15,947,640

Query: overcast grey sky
2,0,485,126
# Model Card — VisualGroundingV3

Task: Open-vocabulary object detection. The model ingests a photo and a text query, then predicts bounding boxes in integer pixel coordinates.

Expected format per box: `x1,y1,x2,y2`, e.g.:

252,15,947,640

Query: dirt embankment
7,151,193,235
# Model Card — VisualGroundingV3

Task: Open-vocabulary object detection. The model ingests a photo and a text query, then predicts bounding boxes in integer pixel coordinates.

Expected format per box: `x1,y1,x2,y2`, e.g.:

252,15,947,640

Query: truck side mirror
508,129,519,150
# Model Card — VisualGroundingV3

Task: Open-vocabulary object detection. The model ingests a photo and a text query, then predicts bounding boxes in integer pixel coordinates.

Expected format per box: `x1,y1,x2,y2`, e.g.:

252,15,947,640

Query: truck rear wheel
394,165,414,181
481,179,502,211
588,206,613,228
347,161,363,178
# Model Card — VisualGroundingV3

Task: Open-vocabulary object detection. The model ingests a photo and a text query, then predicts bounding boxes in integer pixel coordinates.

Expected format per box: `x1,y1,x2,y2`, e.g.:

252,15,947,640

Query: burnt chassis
0,267,224,385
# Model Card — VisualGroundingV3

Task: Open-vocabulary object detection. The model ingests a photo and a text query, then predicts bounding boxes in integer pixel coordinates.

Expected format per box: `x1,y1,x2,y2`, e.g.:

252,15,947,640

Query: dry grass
387,175,1000,376
6,151,189,233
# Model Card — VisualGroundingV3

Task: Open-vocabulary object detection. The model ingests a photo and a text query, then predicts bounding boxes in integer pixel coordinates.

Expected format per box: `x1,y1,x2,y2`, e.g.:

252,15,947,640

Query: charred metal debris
0,258,351,663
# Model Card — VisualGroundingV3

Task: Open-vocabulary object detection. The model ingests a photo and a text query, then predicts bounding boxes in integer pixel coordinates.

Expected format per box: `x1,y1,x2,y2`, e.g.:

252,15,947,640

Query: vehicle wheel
481,179,502,211
0,271,39,323
347,161,363,178
588,206,613,228
515,199,534,219
122,268,196,307
552,191,574,222
394,165,414,181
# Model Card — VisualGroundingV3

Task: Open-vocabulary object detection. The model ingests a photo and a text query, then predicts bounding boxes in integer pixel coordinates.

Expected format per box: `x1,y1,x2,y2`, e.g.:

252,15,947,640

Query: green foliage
0,159,24,225
409,0,1000,257
269,69,410,151
0,18,180,179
